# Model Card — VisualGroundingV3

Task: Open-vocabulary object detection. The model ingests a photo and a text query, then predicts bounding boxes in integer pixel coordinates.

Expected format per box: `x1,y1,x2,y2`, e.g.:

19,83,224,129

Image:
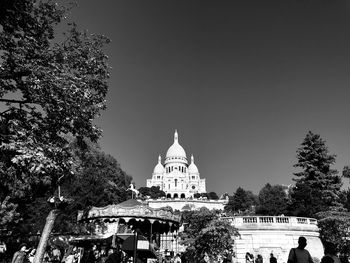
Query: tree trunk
33,209,59,263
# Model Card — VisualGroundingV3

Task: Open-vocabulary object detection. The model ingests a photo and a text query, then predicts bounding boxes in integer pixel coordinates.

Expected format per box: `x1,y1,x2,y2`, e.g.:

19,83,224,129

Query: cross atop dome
165,130,187,165
174,129,178,143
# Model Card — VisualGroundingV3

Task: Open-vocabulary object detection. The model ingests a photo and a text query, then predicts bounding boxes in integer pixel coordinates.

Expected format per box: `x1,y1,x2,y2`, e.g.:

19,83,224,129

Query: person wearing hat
11,244,28,263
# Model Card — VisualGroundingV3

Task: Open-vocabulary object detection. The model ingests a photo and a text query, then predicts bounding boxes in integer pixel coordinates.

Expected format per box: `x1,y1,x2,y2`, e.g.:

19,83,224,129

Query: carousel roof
77,199,181,227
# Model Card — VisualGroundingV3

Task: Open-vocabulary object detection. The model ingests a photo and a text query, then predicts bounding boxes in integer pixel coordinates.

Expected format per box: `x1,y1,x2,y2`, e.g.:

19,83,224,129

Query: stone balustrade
222,216,319,232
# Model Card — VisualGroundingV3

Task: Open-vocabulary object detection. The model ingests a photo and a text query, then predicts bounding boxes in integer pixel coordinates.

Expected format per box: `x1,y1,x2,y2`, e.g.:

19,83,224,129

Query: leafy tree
18,140,132,236
0,0,109,261
256,183,288,215
138,186,165,199
193,192,218,200
180,207,217,246
341,167,350,211
340,189,350,212
189,219,238,263
224,187,258,214
343,166,350,178
289,131,343,217
55,141,132,234
317,210,350,262
208,191,219,200
180,208,238,263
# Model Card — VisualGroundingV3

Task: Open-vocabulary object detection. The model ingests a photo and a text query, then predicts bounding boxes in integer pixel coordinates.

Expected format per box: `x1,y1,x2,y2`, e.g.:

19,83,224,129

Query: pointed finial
191,154,194,163
158,155,161,163
174,129,178,143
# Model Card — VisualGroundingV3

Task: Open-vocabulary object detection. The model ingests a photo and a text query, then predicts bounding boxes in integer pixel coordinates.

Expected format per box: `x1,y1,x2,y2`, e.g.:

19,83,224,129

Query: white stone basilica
146,130,206,198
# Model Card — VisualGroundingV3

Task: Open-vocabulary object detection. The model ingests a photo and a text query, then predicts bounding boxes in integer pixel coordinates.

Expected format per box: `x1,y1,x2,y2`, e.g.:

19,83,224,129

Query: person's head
19,244,27,252
324,242,337,255
270,253,274,257
298,237,307,249
321,256,334,263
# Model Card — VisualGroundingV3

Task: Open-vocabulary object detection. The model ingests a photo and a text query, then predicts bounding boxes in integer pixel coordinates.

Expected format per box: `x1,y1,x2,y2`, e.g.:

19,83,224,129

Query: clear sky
69,0,350,194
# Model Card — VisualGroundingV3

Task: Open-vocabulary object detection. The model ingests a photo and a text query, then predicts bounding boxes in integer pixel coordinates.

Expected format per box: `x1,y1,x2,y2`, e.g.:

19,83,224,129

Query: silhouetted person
255,255,263,263
246,253,254,263
288,237,313,263
11,244,28,263
323,242,340,263
105,248,121,263
321,256,334,263
270,253,277,263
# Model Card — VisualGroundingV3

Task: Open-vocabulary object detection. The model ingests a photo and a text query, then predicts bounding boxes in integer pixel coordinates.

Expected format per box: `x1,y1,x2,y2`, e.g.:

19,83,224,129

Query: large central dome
165,130,187,164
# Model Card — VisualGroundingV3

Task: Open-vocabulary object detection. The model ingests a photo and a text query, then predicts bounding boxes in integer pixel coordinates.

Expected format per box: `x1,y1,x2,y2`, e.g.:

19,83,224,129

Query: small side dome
153,155,165,174
188,155,199,174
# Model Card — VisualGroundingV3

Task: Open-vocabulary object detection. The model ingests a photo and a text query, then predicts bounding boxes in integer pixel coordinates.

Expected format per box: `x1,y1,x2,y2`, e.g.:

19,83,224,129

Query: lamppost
34,175,72,263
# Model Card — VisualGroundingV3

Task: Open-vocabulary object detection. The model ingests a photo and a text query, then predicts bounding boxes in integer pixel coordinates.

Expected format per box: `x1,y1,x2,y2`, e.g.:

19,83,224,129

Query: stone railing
222,216,319,231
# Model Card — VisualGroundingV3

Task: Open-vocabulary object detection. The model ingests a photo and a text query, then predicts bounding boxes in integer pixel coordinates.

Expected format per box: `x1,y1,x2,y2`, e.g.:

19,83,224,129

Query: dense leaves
193,191,219,200
180,208,238,263
138,186,166,199
0,0,110,234
256,183,288,215
224,187,258,215
317,210,350,260
290,131,342,217
54,140,132,234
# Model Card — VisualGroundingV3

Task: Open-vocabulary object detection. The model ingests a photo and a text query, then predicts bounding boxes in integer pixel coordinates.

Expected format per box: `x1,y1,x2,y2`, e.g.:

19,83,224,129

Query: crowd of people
0,236,343,263
0,243,126,263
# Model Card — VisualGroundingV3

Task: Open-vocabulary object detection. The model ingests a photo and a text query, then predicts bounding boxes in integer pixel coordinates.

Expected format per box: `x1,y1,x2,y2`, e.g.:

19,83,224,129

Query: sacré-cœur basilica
145,130,227,211
147,130,205,199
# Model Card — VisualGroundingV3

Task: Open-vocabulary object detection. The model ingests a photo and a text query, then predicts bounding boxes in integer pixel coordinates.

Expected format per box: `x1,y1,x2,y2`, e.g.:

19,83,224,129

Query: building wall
147,170,206,198
225,216,324,263
146,198,227,211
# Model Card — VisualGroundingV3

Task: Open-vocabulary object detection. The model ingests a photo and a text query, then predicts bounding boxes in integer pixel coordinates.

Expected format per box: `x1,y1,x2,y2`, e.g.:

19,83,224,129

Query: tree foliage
343,166,350,178
180,208,238,263
256,183,288,215
290,131,343,217
193,192,219,200
0,0,110,235
138,186,165,199
340,189,350,212
317,210,350,260
224,187,258,215
54,141,133,234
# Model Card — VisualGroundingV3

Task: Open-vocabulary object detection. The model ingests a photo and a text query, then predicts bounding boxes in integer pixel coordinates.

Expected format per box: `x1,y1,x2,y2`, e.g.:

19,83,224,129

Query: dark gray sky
70,0,350,194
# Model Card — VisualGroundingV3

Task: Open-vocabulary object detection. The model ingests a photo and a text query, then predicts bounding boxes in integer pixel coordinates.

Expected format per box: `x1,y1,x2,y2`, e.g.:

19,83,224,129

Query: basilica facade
146,130,206,198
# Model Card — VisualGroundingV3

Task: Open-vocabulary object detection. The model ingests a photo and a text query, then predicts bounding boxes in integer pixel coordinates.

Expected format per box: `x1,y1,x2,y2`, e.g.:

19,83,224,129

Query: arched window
180,193,186,198
175,179,178,187
167,193,171,198
174,193,178,198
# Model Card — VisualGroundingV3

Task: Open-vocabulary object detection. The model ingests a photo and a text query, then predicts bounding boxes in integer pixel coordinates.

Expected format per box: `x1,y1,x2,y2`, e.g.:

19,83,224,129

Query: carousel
71,199,181,262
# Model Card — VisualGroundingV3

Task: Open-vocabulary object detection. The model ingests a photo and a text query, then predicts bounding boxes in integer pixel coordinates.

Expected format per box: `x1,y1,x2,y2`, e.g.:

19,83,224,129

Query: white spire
188,154,199,173
174,129,178,143
158,155,161,164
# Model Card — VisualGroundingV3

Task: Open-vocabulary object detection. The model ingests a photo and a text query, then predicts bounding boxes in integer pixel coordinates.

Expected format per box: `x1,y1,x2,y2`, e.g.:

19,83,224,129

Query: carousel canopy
77,199,181,233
